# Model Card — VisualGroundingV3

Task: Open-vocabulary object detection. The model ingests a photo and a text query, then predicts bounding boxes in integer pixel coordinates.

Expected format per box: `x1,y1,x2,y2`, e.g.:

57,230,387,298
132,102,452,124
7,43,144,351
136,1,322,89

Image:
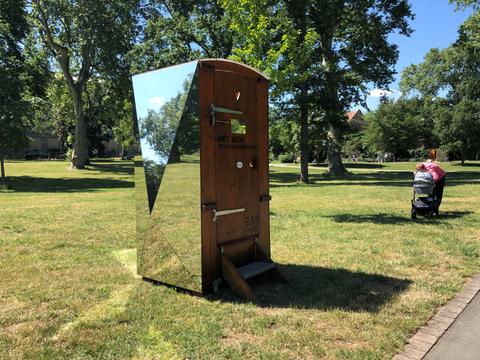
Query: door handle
213,208,245,222
211,104,243,127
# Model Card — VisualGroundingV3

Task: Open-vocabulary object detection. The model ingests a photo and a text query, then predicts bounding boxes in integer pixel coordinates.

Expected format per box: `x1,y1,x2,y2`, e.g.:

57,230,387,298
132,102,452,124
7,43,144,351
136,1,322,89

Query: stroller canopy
414,171,435,195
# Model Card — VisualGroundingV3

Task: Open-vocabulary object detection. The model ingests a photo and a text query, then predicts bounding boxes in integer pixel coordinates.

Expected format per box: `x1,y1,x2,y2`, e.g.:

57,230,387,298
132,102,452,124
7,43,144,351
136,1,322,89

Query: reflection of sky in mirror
132,61,198,164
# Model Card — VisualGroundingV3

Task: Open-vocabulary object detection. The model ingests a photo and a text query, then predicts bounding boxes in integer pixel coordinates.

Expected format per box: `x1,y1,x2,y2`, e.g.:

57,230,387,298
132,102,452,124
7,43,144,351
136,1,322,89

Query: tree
129,0,233,74
222,0,413,180
113,99,136,158
0,0,29,187
401,10,480,163
363,98,426,160
433,99,480,165
31,0,140,168
140,77,199,163
450,0,480,9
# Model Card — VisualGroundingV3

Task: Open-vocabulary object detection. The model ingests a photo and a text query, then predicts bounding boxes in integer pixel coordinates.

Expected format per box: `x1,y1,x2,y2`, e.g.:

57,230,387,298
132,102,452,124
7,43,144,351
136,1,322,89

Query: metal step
237,261,276,280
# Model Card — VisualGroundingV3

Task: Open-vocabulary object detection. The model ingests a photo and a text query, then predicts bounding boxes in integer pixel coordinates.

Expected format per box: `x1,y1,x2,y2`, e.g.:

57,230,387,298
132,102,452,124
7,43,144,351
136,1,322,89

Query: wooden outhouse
133,59,283,300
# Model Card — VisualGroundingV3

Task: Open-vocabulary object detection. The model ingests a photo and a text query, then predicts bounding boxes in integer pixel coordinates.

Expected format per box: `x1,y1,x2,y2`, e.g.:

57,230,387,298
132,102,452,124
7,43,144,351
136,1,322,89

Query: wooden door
213,70,260,263
199,60,270,293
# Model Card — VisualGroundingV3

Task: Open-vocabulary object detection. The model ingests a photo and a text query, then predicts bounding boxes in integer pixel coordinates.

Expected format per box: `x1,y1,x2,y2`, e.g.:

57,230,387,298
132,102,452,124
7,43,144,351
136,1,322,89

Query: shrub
279,152,296,163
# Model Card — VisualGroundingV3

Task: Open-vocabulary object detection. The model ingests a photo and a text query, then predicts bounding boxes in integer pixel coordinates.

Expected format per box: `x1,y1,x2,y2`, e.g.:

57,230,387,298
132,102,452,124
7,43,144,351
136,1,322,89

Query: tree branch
33,0,76,93
78,42,92,91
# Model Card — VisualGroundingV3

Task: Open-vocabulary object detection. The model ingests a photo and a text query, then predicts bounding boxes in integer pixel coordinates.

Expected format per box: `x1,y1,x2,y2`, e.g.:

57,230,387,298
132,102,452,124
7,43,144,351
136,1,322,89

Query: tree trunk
327,124,346,175
34,2,91,169
299,102,309,183
1,156,6,187
169,137,181,163
71,90,89,169
321,32,347,176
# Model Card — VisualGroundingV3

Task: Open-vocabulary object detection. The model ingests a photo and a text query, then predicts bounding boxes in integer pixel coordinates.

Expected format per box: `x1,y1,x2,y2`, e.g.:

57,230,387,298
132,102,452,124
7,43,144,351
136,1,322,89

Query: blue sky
363,0,474,111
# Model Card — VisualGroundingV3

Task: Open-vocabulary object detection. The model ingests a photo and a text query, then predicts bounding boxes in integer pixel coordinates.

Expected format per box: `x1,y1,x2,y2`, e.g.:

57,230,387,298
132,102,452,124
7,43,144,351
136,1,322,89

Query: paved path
423,292,480,360
394,274,480,360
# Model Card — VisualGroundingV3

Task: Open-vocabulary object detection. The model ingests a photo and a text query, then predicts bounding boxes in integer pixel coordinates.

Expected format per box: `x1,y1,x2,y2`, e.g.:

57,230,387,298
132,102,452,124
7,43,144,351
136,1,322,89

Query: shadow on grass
327,211,473,224
87,161,134,175
452,162,480,167
217,265,412,312
344,163,386,169
269,170,480,188
6,176,133,192
287,162,385,169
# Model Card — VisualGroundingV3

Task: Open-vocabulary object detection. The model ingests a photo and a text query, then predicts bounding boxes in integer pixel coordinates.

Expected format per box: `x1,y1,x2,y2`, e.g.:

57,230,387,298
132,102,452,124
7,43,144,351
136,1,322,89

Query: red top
423,162,446,181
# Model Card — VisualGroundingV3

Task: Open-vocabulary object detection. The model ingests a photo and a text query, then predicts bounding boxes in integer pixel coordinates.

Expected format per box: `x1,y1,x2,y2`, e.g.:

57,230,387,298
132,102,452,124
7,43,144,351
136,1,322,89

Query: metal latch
211,104,243,127
213,207,245,222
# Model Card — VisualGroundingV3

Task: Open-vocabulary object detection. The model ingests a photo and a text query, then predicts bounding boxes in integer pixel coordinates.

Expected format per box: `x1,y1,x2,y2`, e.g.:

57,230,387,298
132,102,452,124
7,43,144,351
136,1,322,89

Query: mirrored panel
133,61,201,292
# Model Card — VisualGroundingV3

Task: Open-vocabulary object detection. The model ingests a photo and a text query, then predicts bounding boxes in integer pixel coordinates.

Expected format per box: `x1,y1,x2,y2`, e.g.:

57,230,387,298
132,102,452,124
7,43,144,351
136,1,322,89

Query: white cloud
368,89,392,97
148,96,165,108
368,88,402,99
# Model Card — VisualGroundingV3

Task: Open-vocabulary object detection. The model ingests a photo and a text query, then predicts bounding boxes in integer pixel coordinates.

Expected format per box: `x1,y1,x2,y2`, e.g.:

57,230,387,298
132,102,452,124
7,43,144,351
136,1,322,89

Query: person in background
415,161,446,214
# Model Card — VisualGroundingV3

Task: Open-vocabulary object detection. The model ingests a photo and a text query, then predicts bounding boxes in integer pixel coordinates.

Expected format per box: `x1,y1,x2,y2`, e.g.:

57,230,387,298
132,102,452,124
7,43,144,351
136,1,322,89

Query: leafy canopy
0,0,30,162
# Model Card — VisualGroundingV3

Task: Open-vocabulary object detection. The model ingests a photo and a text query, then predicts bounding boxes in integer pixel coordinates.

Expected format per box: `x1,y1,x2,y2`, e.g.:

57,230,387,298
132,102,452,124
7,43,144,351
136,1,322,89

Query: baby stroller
411,171,438,220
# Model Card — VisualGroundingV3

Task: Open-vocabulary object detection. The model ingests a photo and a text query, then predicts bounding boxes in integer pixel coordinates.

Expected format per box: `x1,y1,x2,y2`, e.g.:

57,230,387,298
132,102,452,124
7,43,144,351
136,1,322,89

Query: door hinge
201,203,217,211
260,194,271,202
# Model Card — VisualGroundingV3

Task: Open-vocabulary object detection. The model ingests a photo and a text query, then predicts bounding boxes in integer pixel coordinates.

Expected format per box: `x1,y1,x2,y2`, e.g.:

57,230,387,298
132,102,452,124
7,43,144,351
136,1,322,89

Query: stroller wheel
427,209,434,219
411,209,417,220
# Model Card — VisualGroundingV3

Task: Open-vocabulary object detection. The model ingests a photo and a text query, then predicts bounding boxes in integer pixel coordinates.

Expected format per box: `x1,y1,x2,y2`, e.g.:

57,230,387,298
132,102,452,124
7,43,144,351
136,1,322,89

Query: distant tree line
356,5,480,165
0,0,478,188
273,0,480,166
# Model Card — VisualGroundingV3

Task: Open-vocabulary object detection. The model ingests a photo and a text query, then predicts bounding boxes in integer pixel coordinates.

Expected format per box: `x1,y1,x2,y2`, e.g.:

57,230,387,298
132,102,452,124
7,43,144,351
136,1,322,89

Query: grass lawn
1,159,479,359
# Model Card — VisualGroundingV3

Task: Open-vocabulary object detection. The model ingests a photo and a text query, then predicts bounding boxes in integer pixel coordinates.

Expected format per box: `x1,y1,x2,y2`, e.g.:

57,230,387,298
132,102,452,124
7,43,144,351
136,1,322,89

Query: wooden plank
214,71,260,246
199,59,268,82
199,63,218,294
257,79,270,258
200,59,270,295
237,261,276,280
221,254,257,302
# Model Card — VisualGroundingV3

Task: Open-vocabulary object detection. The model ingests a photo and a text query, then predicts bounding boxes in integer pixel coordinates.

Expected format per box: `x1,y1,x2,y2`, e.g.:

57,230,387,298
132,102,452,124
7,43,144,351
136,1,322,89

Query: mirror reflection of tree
140,73,199,164
143,159,165,211
176,73,199,162
138,73,199,211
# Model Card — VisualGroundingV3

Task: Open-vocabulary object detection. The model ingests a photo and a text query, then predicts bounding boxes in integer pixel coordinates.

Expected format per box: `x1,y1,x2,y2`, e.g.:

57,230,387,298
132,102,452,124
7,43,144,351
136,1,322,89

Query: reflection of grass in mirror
143,160,201,291
135,157,151,276
2,159,480,359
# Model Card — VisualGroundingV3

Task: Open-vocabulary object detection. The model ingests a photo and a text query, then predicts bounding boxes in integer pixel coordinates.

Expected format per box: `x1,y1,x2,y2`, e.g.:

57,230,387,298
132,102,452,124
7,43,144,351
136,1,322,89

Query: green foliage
402,10,480,102
0,0,29,183
400,9,480,161
32,0,140,77
363,99,426,159
113,99,135,157
278,152,296,163
129,0,233,73
30,0,141,167
434,99,480,162
269,111,299,158
450,0,480,9
140,77,199,163
342,132,370,159
222,0,414,176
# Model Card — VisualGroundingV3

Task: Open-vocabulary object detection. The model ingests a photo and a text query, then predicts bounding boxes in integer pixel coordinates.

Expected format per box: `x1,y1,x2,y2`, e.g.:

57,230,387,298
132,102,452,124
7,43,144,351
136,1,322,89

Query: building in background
25,131,64,159
24,131,123,159
346,110,368,130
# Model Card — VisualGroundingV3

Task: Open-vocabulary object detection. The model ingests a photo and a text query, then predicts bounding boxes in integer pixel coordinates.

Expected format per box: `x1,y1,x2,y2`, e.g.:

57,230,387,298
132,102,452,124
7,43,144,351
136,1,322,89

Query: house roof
345,109,368,128
346,110,362,120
